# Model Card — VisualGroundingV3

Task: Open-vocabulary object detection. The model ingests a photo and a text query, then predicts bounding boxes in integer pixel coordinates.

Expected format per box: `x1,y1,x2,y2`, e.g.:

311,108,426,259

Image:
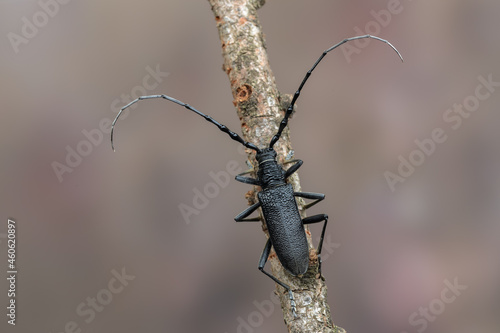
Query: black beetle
111,35,403,316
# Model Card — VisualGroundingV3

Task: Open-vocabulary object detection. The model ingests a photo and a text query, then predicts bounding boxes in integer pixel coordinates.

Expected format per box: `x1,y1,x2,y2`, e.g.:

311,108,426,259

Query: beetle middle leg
234,201,261,222
258,238,298,317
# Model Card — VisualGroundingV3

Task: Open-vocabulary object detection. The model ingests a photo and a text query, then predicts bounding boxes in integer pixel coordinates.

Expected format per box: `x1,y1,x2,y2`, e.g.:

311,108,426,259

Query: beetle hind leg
294,192,328,275
258,239,298,317
302,214,328,276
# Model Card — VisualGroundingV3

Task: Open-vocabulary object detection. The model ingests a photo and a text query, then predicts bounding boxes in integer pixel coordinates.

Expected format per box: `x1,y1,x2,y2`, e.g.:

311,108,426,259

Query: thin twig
207,1,343,332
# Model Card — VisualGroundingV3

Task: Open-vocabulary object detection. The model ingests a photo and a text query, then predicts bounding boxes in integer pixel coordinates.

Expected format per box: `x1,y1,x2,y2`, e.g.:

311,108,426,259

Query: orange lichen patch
215,15,222,24
236,84,252,103
245,189,255,200
239,17,247,25
241,121,249,132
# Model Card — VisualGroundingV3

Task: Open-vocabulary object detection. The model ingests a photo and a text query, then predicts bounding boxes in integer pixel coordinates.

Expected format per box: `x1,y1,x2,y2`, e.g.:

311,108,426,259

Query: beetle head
256,148,277,164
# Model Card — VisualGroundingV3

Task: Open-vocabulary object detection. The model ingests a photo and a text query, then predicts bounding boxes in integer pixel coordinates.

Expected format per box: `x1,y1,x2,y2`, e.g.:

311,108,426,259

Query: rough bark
207,1,344,332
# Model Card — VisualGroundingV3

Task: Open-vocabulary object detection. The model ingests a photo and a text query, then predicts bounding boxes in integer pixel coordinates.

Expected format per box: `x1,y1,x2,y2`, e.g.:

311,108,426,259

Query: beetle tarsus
289,290,298,318
317,253,324,279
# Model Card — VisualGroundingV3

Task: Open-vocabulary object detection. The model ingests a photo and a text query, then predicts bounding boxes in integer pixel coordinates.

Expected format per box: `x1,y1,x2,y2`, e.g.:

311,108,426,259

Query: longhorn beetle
111,35,403,317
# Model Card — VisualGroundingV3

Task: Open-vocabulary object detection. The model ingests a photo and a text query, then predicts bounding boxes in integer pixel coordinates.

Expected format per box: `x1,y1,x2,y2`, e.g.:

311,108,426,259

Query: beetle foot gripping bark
289,290,298,318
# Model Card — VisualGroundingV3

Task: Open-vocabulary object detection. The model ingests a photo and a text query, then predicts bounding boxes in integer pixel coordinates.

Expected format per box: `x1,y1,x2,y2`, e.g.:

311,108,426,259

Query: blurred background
1,0,499,332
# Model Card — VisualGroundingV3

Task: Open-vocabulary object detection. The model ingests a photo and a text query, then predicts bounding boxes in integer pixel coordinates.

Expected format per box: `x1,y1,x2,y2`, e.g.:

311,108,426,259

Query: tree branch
207,1,344,332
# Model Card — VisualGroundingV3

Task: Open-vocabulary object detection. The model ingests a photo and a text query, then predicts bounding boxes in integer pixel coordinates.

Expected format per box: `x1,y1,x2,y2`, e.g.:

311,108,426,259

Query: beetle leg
235,169,260,186
258,239,298,317
283,159,303,179
302,214,328,276
235,175,260,186
294,191,325,210
234,202,261,222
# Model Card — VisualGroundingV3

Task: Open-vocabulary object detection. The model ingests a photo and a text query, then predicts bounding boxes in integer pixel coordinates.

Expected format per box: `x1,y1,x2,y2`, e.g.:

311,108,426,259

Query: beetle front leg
283,159,303,179
235,168,260,186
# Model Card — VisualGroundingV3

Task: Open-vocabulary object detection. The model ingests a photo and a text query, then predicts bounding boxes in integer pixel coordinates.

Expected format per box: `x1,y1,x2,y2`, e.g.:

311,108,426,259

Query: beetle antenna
111,94,261,153
269,35,403,148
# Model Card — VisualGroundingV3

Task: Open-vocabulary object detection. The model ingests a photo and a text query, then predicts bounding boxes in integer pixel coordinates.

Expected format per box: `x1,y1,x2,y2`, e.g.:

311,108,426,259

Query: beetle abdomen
258,184,309,276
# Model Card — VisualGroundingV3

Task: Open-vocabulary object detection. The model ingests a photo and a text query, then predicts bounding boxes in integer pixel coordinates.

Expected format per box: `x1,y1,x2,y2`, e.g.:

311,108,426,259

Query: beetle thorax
256,148,286,189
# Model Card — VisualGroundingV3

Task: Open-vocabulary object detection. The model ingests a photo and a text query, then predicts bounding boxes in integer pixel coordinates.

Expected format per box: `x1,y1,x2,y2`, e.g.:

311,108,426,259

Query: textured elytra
258,184,309,276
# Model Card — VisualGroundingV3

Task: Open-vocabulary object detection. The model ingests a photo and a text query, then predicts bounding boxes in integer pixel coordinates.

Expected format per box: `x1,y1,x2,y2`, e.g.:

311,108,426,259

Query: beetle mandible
111,35,403,317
